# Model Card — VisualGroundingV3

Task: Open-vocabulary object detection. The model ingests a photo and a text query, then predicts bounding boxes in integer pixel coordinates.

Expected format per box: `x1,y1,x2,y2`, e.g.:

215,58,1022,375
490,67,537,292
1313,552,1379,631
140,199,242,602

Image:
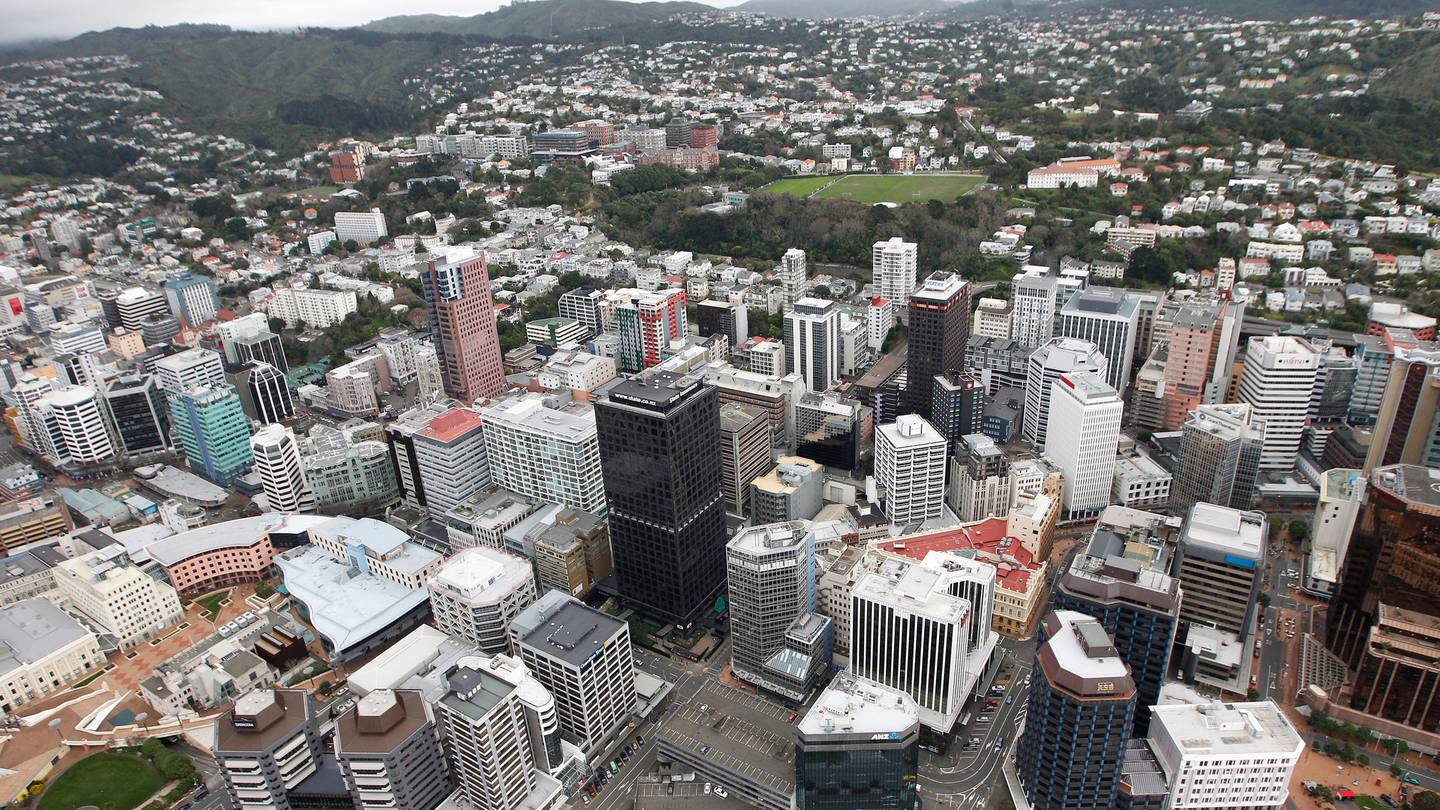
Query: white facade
875,415,947,525
1010,271,1058,349
268,286,359,329
778,247,808,311
1059,287,1139,396
783,297,842,393
333,209,388,244
54,548,184,649
873,238,917,317
1044,372,1123,518
154,347,226,394
849,552,996,733
479,393,607,516
1023,336,1107,448
1148,701,1303,809
413,409,492,515
250,424,315,513
1237,335,1320,470
427,546,538,654
40,385,115,463
0,599,104,713
972,297,1011,340
866,297,894,350
537,351,617,393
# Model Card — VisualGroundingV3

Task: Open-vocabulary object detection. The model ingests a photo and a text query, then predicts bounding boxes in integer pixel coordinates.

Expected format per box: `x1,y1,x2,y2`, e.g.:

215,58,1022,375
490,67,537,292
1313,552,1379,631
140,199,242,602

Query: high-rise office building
1363,344,1440,471
1237,335,1320,470
1052,506,1182,736
40,385,115,464
1059,287,1140,396
750,457,825,524
1010,270,1058,349
875,414,947,525
413,407,491,515
215,689,323,810
1175,503,1266,689
727,521,822,700
420,250,505,404
1016,611,1136,810
696,298,747,348
557,287,616,338
1132,299,1241,432
616,289,686,373
114,286,168,331
480,393,607,516
1044,372,1123,520
427,545,537,653
1023,336,1106,448
719,402,773,516
510,591,636,754
250,424,315,513
103,374,169,455
231,361,295,425
903,272,970,418
931,371,984,446
1171,403,1265,512
434,654,566,810
872,238,917,319
946,433,1012,522
335,689,452,810
794,392,860,473
1326,465,1440,736
778,247,808,312
784,298,843,393
154,347,226,394
170,385,253,487
595,372,726,623
1147,701,1304,810
163,273,219,327
795,673,920,810
850,553,995,733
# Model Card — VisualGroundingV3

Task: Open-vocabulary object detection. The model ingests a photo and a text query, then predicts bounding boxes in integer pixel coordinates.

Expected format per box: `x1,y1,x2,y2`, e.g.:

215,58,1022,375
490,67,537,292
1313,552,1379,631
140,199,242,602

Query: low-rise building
0,599,104,714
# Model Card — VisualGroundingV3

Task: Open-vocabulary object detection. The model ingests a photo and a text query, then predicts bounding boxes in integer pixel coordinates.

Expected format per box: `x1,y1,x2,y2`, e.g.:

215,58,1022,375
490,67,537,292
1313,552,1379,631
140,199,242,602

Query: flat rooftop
1372,464,1440,511
0,598,91,672
509,591,625,668
657,680,795,798
1150,701,1303,757
431,545,533,602
1182,502,1265,560
275,546,428,656
798,672,918,738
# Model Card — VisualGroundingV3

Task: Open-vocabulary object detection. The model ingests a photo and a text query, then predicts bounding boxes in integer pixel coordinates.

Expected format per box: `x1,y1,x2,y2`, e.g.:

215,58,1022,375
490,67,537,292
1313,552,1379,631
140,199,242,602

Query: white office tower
249,424,315,513
435,654,567,810
1044,372,1123,521
1023,336,1107,448
509,591,636,755
875,414,948,525
1010,270,1058,349
1059,287,1140,396
783,298,843,393
12,374,61,458
1237,335,1320,470
154,347,226,394
1307,468,1365,598
850,551,998,733
39,385,115,464
427,545,537,654
726,521,824,701
480,393,607,515
778,247,808,312
1148,701,1303,809
873,238,917,319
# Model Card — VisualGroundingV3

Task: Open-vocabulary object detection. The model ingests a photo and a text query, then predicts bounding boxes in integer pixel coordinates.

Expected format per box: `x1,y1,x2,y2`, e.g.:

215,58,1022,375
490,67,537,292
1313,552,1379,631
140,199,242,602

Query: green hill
362,0,716,37
29,28,464,151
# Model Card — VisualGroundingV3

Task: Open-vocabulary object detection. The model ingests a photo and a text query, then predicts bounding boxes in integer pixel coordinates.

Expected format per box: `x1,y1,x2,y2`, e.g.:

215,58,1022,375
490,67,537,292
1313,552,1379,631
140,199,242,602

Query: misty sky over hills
3,0,740,45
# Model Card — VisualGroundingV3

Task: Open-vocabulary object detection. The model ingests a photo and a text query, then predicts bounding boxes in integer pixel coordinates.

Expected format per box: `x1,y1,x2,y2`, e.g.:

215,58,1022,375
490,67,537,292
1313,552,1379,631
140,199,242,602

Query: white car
714,787,729,799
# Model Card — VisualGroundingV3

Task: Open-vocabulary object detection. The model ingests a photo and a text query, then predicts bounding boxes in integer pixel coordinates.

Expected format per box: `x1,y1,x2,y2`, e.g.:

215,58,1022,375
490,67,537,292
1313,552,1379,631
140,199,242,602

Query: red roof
420,408,483,443
874,518,1040,594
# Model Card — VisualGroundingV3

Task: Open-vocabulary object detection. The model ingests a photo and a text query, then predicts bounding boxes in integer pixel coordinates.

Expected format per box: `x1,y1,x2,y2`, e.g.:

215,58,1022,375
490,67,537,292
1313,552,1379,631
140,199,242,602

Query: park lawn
195,590,229,620
812,173,985,205
37,752,165,810
764,175,832,196
1354,797,1386,810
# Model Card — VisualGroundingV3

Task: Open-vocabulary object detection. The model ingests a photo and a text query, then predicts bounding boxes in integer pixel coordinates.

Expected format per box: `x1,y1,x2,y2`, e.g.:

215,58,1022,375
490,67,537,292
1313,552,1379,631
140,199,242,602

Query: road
1256,529,1315,705
578,641,732,810
918,638,1035,810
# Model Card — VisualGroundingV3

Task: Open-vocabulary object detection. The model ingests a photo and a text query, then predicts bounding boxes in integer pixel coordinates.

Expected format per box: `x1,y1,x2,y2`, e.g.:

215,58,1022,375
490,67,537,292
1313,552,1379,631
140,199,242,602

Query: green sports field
765,173,985,205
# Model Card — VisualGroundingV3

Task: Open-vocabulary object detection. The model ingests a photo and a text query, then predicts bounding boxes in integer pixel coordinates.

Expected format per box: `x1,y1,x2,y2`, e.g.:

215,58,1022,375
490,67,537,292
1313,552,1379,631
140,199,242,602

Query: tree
343,239,360,253
1289,520,1310,542
1412,791,1440,810
268,318,286,335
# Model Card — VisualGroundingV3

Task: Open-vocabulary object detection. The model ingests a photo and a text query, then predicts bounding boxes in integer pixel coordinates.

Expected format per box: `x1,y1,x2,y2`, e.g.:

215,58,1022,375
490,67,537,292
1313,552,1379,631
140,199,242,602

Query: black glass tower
595,371,727,624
